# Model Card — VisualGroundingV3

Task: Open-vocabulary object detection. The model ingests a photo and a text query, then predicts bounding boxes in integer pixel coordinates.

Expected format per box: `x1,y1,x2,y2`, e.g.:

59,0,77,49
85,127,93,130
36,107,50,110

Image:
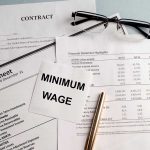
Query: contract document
56,31,150,150
0,0,96,64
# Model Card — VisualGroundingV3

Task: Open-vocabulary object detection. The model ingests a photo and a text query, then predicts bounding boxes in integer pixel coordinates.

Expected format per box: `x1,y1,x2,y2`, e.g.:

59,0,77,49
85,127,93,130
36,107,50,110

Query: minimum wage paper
56,30,150,150
29,61,92,123
0,0,96,64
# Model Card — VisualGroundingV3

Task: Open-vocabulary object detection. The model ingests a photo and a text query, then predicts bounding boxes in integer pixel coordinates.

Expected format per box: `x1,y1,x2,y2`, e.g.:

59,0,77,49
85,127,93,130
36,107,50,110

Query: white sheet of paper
0,39,57,147
0,75,58,150
0,0,96,64
0,34,54,65
0,41,55,90
29,61,92,123
0,40,58,149
0,0,96,36
56,30,150,150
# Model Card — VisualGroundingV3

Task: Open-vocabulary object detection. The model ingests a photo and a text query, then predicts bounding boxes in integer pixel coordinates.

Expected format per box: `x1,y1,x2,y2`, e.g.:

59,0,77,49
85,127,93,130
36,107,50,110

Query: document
0,0,96,64
29,61,92,123
56,31,150,150
0,41,55,90
0,0,95,36
0,34,53,65
0,76,58,150
0,39,58,149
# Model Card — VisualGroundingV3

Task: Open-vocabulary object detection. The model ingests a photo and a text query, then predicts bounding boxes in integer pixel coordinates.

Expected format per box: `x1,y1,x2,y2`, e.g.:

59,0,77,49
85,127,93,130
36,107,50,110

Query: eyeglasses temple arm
71,18,91,26
134,26,150,39
72,12,107,21
119,21,150,39
70,21,106,37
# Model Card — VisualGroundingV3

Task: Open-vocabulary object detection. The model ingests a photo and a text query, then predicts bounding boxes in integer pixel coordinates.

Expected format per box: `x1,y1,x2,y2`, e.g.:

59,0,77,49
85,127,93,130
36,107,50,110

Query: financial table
69,51,150,135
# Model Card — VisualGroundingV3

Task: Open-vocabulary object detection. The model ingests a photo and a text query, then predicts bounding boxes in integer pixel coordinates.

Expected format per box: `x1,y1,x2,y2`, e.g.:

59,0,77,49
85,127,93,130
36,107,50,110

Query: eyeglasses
71,11,150,39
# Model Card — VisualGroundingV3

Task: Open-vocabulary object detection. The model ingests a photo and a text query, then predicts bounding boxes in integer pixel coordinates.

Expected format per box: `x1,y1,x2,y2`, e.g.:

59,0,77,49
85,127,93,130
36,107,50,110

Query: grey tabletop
0,0,149,21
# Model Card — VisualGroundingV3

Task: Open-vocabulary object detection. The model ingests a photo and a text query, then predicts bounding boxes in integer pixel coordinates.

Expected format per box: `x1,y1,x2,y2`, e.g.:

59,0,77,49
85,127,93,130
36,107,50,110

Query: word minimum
41,73,85,91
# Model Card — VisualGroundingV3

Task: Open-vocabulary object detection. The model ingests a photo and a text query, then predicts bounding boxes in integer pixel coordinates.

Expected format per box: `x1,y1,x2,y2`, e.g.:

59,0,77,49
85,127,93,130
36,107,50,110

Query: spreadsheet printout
56,32,150,150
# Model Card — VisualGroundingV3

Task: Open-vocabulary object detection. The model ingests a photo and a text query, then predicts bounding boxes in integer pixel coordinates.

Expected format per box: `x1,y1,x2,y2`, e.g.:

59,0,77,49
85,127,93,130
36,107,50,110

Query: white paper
29,61,92,123
0,75,58,150
56,30,150,150
0,34,54,65
0,41,55,90
0,37,57,149
0,0,96,64
0,0,96,36
0,51,9,62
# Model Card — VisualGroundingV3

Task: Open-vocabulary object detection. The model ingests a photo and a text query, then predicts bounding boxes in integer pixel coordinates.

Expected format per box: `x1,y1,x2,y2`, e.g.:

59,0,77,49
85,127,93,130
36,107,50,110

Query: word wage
43,91,72,105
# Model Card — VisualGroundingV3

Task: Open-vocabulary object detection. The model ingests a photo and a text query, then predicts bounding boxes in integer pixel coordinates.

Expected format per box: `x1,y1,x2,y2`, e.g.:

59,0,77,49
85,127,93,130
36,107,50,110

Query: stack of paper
1,1,150,149
0,0,96,149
